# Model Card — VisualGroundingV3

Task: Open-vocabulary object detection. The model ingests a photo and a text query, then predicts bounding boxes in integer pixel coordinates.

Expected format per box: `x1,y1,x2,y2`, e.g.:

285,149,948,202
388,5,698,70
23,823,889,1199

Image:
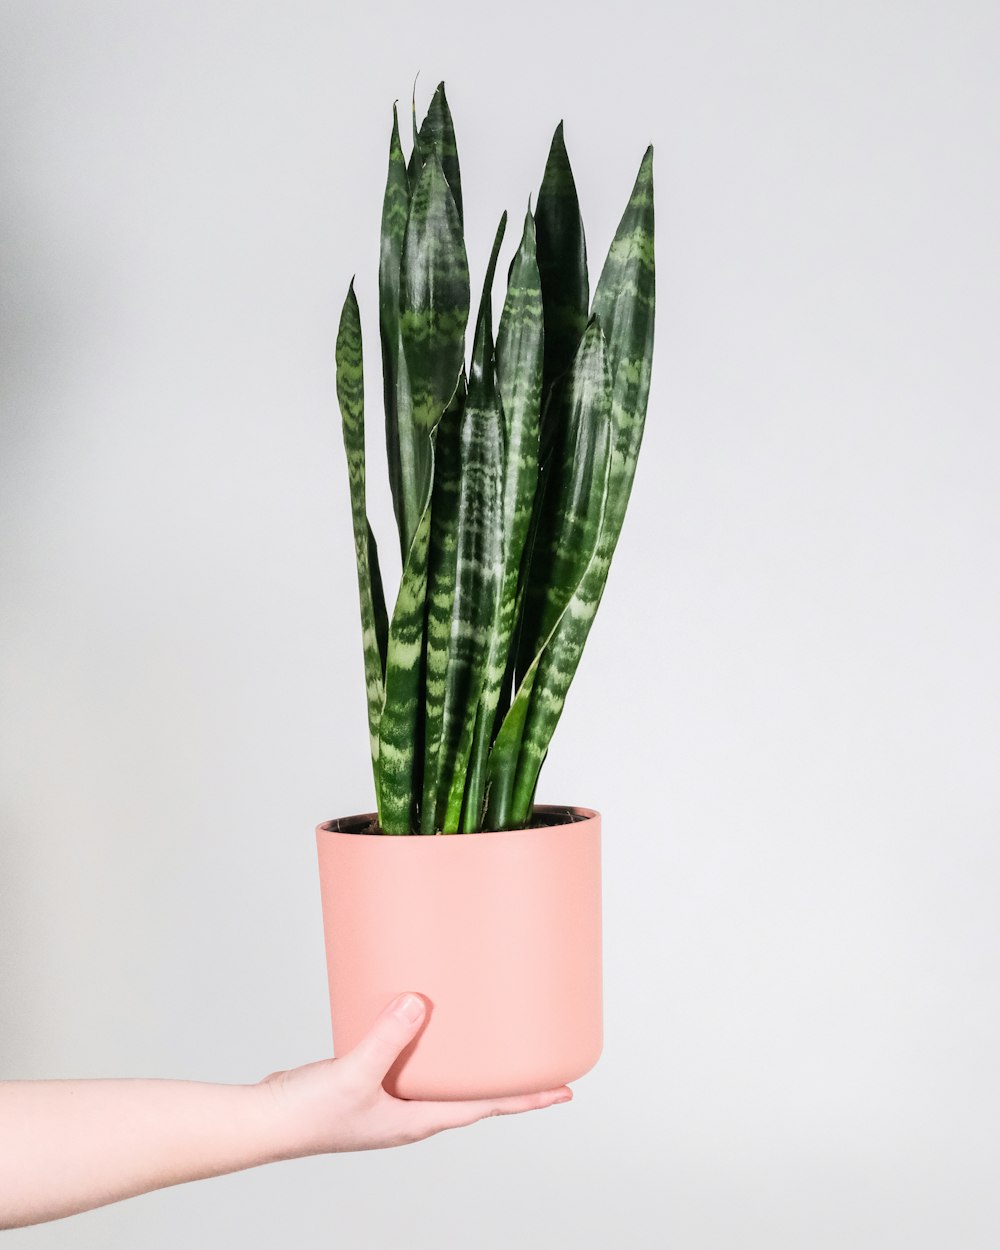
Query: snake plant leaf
438,373,505,832
398,151,470,558
336,282,389,789
376,484,434,834
420,83,463,226
421,219,506,833
420,214,505,833
500,148,655,826
479,654,535,831
366,519,389,659
590,145,656,546
342,88,654,834
419,372,466,833
469,212,508,390
517,315,613,670
417,220,505,835
406,78,420,184
536,122,589,408
463,209,544,831
406,82,463,226
377,378,467,835
484,317,613,830
379,103,412,561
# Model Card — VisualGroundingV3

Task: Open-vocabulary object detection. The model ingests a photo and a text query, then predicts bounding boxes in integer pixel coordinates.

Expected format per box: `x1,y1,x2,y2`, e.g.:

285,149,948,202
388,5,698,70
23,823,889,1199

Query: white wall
2,1,999,1246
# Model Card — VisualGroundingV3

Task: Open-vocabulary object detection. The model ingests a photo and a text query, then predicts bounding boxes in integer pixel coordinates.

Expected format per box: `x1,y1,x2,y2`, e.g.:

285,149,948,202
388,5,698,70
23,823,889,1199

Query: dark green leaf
406,77,421,187
469,212,507,389
464,210,543,831
406,82,463,227
536,122,589,406
514,313,612,683
439,379,505,832
419,373,465,833
485,318,613,829
421,221,507,833
398,152,470,557
379,104,412,562
590,145,656,546
376,495,433,834
499,148,656,826
336,282,389,801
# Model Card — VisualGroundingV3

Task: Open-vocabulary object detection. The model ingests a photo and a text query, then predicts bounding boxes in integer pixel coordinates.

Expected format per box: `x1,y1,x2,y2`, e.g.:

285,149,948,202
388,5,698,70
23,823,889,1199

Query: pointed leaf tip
630,146,655,201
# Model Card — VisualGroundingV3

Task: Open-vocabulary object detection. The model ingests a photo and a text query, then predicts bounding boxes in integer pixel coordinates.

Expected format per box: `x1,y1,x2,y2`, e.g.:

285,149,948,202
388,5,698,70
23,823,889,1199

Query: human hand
257,993,573,1157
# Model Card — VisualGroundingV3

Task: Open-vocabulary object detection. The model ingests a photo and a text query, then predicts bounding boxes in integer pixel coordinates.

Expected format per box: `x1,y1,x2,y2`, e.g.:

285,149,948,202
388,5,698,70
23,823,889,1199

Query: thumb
342,993,427,1086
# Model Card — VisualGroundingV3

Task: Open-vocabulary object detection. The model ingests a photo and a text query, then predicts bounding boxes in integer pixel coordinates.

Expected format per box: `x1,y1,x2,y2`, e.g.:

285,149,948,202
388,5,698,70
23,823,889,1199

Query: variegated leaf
379,103,413,562
398,152,470,558
336,283,389,795
423,216,507,833
536,122,589,407
377,469,434,835
500,147,655,826
484,318,612,830
591,145,656,547
419,373,466,833
463,209,543,830
412,82,463,226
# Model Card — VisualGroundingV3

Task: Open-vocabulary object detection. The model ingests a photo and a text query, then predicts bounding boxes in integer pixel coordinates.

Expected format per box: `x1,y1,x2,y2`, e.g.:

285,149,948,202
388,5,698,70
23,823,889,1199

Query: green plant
337,82,655,835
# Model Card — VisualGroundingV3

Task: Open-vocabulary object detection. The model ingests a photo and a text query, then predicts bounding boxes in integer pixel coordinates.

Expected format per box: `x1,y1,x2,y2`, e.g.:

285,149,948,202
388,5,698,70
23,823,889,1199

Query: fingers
417,1086,573,1134
341,993,427,1086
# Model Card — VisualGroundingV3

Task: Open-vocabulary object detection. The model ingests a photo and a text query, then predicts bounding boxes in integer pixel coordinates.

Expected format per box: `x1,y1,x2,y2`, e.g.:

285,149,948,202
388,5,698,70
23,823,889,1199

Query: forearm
0,1077,282,1229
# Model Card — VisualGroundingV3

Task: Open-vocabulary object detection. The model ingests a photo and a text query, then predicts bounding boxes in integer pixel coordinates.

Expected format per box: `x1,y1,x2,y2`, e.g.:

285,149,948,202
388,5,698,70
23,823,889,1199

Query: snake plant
336,82,655,834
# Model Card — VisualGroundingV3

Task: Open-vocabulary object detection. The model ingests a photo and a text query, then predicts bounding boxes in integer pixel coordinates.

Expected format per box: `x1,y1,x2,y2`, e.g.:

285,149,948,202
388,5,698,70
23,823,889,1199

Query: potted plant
316,82,655,1100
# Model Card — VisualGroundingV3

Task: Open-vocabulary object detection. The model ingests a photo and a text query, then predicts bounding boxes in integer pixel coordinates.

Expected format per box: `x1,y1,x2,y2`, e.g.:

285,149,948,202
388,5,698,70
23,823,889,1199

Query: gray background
2,1,999,1246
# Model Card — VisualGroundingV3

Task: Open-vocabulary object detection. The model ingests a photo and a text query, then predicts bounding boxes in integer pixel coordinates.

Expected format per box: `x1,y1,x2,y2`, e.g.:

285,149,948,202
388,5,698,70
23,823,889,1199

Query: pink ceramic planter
315,805,603,1101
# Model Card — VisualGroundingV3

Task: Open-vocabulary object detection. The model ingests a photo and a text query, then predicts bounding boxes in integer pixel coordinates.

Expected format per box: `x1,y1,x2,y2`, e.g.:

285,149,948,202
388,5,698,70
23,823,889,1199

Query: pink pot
315,805,603,1100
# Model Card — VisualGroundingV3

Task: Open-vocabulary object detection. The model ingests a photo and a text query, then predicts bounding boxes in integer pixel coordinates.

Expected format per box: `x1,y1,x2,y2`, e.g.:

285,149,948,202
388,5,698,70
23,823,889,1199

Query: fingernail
396,993,424,1023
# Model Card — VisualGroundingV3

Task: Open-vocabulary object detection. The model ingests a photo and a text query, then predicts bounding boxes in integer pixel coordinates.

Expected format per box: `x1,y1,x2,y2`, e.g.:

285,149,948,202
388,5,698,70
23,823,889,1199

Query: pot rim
317,803,599,837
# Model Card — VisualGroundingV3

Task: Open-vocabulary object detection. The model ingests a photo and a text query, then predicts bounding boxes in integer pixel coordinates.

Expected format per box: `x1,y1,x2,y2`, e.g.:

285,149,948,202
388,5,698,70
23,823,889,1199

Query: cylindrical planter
315,805,602,1101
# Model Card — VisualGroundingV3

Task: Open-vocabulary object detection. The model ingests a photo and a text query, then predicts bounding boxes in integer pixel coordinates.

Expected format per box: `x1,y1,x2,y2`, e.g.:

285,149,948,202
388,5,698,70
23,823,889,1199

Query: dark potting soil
326,807,587,837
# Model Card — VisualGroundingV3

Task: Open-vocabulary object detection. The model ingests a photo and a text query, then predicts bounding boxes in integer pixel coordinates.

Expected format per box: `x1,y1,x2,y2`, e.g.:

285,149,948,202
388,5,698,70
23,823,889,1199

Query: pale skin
0,992,572,1229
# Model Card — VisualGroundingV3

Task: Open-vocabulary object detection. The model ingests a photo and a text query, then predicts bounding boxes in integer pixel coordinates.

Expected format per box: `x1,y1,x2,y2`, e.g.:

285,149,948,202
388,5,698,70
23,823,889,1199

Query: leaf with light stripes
463,209,543,831
341,85,655,835
591,145,656,548
484,317,612,830
376,486,433,834
422,215,507,833
419,371,466,833
397,151,470,558
498,147,655,826
509,126,590,694
336,282,389,796
379,103,413,562
407,82,463,227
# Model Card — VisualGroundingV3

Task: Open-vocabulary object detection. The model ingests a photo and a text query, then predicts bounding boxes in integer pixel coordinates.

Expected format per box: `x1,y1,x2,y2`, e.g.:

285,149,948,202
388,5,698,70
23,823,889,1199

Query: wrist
250,1071,315,1163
